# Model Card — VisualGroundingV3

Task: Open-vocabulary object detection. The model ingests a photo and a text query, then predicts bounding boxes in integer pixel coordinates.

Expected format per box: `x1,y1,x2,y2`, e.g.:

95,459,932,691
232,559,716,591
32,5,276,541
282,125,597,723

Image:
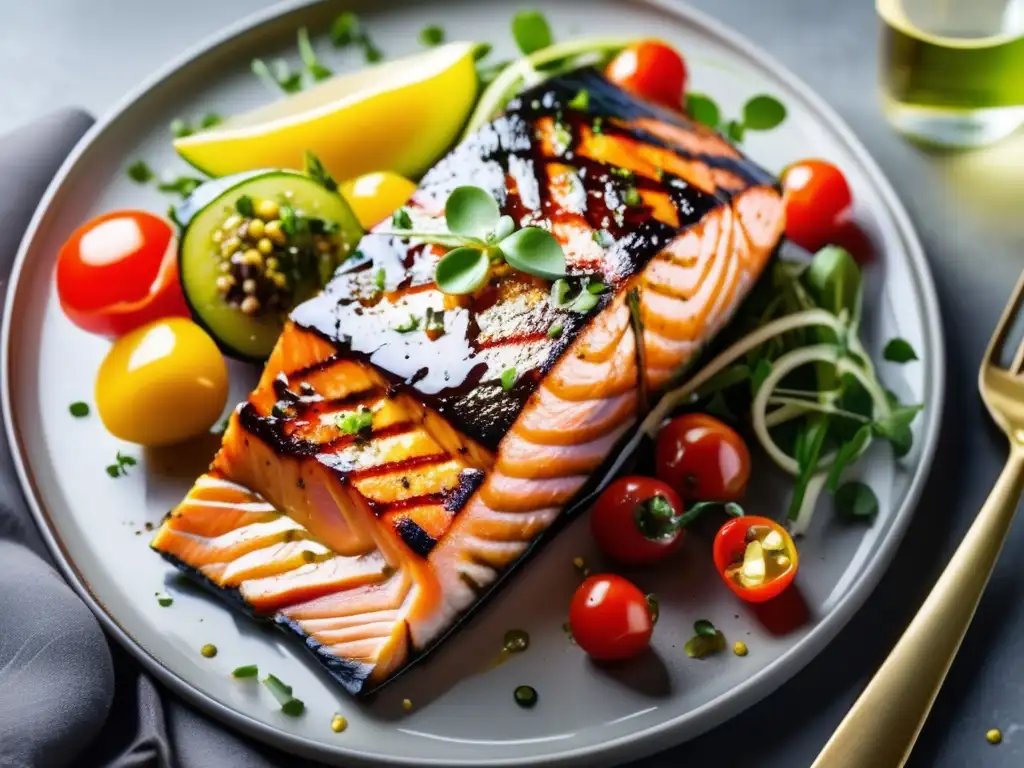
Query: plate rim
0,0,946,765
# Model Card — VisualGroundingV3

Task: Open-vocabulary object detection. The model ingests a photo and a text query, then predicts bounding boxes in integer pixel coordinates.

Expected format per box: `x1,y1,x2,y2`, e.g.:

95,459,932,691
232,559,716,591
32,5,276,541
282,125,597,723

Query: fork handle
811,447,1024,768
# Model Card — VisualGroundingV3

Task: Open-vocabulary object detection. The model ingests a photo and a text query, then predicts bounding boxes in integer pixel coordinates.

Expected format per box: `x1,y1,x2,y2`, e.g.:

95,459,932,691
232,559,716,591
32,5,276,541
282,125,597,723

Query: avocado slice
178,171,363,361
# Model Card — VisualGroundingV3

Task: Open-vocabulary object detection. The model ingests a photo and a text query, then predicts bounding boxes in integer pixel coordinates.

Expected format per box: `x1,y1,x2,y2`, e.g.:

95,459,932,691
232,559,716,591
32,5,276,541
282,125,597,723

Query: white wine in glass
879,0,1024,148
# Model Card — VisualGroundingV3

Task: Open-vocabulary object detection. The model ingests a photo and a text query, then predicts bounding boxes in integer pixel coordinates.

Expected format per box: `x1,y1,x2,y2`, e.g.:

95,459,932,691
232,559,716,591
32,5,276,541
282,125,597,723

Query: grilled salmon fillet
152,68,785,695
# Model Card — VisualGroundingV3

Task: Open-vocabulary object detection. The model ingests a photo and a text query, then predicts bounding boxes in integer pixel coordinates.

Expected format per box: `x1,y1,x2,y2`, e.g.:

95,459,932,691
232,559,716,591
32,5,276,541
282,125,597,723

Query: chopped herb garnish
69,402,90,418
252,58,303,94
329,11,382,63
419,24,445,47
127,160,154,184
336,407,373,435
547,323,563,339
591,116,604,134
170,118,192,139
567,89,590,111
694,619,717,637
610,166,633,179
235,195,254,217
282,699,305,717
424,307,445,334
263,674,305,715
685,627,726,659
592,229,615,248
511,10,553,55
586,280,607,295
200,112,222,129
156,594,173,607
883,338,918,363
374,267,386,292
105,451,137,478
298,27,333,82
623,187,642,207
835,481,879,521
157,176,203,199
392,208,413,229
686,93,721,129
232,664,259,678
500,367,517,390
394,314,420,333
303,150,338,192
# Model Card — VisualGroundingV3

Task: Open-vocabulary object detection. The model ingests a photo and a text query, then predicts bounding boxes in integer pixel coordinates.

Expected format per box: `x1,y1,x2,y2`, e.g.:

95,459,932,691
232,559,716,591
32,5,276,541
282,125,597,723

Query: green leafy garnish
394,314,420,333
436,247,492,294
788,414,830,520
69,402,90,418
694,619,718,638
200,113,222,129
374,267,386,292
511,10,553,55
303,150,338,192
298,27,333,82
251,58,303,94
500,367,517,391
424,307,445,334
336,407,373,435
263,674,305,716
592,229,615,248
157,176,203,199
835,481,879,521
568,89,590,111
473,43,493,61
724,120,745,143
105,451,137,479
127,160,154,184
235,195,255,218
685,627,726,659
547,323,563,339
623,187,642,207
420,25,445,47
447,186,501,239
170,119,192,139
686,93,720,129
500,227,567,280
392,208,413,229
684,92,786,143
742,95,787,131
329,12,382,63
232,665,259,678
156,594,173,607
550,278,602,314
883,338,918,363
827,424,871,493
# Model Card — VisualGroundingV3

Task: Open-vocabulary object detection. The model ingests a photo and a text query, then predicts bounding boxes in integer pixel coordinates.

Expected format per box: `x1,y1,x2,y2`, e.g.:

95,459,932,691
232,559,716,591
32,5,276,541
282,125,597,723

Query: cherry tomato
591,476,684,565
56,210,189,337
569,574,654,661
655,414,751,502
606,41,688,110
713,516,798,603
780,159,854,252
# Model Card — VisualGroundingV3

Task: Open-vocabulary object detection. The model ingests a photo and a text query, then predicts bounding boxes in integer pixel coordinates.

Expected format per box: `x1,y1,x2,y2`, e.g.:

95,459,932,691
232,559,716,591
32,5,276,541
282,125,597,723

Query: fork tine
985,268,1024,373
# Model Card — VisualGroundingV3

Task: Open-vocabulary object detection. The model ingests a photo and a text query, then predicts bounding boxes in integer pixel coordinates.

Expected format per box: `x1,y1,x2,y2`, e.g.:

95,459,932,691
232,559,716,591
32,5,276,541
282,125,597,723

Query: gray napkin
0,111,297,768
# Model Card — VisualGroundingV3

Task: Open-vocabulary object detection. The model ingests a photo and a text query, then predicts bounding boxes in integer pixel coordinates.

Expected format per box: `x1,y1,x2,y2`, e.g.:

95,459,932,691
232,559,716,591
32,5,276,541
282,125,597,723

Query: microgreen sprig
686,93,787,143
380,186,567,295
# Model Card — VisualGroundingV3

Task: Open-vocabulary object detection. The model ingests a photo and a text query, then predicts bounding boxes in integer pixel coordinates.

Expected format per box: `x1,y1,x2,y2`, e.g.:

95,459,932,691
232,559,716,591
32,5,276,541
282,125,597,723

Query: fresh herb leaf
547,323,563,339
69,402,90,418
419,24,445,47
788,415,829,519
106,451,137,478
491,215,516,243
550,279,570,307
511,10,553,55
724,119,746,143
827,424,872,493
392,208,413,229
567,89,590,111
105,465,121,479
235,195,255,218
446,185,501,239
592,229,615,248
157,176,203,199
473,43,493,61
363,40,384,63
263,674,303,714
835,481,879,521
232,664,259,678
694,619,717,637
281,698,306,716
586,280,607,295
156,594,173,607
330,12,361,46
200,113,222,129
704,390,736,421
251,58,303,94
500,367,517,390
883,338,918,363
623,187,642,207
742,94,787,131
117,451,137,468
394,314,420,333
374,267,386,292
686,93,720,128
424,307,445,334
685,629,726,659
435,247,491,295
336,407,373,435
170,118,192,139
805,246,861,321
569,290,599,314
500,227,567,280
297,27,333,82
873,404,922,458
303,150,338,192
127,160,154,184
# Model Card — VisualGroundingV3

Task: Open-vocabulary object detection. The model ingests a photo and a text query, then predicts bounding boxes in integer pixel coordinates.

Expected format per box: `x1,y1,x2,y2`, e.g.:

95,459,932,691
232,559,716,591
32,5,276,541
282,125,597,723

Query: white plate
1,1,944,765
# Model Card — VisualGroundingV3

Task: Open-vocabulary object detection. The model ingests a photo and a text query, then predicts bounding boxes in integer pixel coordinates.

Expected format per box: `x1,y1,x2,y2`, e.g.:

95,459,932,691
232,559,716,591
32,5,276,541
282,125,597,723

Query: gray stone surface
1,0,1022,765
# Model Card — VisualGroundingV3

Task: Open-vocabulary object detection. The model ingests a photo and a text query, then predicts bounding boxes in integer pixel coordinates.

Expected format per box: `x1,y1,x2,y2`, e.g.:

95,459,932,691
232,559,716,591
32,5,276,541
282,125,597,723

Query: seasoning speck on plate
331,714,348,733
986,728,1002,745
200,643,217,658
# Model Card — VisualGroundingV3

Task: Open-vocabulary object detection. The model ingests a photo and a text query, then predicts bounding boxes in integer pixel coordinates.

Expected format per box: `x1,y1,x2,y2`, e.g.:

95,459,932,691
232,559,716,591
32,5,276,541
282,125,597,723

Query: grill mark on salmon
153,68,785,695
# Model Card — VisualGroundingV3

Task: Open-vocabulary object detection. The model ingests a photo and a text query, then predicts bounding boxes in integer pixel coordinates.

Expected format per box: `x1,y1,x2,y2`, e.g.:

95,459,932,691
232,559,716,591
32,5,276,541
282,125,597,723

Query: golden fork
811,268,1024,768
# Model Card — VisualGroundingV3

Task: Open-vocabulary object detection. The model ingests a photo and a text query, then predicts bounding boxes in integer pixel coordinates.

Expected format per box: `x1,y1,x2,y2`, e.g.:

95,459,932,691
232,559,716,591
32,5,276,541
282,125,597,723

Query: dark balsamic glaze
288,68,765,451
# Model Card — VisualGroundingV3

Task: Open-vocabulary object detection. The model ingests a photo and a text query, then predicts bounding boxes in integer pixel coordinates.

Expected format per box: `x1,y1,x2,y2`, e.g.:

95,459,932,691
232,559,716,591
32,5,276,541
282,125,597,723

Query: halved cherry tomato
569,574,654,661
605,41,688,110
713,516,798,603
655,413,751,502
56,210,189,337
591,476,684,565
780,159,853,252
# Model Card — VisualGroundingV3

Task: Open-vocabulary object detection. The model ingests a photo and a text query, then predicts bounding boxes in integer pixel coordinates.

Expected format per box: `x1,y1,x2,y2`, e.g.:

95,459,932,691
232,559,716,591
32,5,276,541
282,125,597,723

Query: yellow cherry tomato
340,171,417,230
95,318,229,446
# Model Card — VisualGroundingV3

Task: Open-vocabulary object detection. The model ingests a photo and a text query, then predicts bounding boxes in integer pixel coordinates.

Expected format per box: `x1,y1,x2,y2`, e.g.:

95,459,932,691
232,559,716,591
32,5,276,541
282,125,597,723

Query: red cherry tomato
780,159,854,252
655,414,751,502
606,41,688,110
713,516,798,603
56,210,189,337
591,476,684,565
569,574,654,661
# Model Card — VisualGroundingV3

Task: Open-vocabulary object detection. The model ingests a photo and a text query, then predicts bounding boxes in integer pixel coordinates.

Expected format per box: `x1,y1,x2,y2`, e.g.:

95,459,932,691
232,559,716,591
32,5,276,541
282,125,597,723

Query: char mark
393,517,438,557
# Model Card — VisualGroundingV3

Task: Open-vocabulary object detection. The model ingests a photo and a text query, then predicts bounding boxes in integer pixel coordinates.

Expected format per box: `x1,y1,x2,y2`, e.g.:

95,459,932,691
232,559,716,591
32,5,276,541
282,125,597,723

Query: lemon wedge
175,42,479,181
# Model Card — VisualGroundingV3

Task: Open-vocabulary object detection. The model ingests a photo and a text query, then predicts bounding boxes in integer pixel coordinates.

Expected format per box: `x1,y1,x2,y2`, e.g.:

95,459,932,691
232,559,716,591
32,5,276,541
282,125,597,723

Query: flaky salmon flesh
152,67,785,696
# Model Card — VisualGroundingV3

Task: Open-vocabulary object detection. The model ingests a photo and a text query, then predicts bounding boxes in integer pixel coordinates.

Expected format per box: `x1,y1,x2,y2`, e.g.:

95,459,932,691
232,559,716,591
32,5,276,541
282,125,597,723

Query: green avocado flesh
179,171,363,361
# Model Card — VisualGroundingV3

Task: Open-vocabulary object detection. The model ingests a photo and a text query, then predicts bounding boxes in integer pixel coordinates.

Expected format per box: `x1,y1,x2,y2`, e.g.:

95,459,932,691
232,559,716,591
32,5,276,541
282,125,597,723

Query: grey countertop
4,0,1024,766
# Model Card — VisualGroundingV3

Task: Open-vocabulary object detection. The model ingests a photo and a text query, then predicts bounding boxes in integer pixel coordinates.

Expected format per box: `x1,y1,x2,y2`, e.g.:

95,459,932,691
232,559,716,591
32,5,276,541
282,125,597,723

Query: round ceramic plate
2,0,944,765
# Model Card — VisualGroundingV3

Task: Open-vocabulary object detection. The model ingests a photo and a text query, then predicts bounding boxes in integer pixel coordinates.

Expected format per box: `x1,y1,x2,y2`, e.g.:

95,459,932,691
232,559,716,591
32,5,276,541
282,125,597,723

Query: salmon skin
152,67,785,696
